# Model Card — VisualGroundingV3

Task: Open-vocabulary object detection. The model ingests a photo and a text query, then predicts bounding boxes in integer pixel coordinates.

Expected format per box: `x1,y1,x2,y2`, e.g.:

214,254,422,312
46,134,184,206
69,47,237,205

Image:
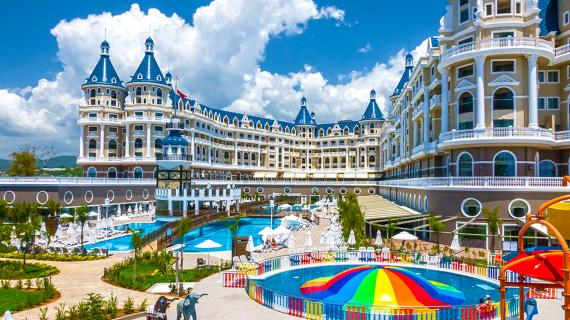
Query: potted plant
44,199,61,237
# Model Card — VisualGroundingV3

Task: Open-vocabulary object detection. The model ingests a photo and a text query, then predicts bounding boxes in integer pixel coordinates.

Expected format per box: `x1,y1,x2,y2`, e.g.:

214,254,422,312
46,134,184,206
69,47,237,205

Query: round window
64,191,74,205
509,199,530,219
311,187,319,194
84,190,94,204
3,191,15,204
461,198,482,217
106,190,115,202
142,189,149,200
368,188,375,195
354,188,361,195
340,187,347,194
284,187,292,194
243,187,251,194
36,191,49,205
326,187,334,195
257,187,264,194
125,190,133,201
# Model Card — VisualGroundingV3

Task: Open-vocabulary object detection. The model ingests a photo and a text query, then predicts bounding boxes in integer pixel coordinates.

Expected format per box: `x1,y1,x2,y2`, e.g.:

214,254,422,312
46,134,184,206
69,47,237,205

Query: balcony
429,95,441,110
78,117,122,125
124,116,169,123
378,177,566,190
555,44,570,63
438,127,555,149
441,37,553,66
412,106,423,120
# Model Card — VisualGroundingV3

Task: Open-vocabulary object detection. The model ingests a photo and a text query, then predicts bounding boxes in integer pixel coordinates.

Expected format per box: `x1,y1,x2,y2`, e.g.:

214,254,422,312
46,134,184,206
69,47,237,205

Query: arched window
89,89,96,105
458,92,474,130
135,87,142,103
108,139,117,150
539,160,557,177
155,138,162,149
111,90,117,106
133,167,143,179
457,152,473,177
134,138,143,149
224,151,229,159
88,139,97,149
156,88,163,105
107,167,117,178
493,88,515,127
368,155,375,163
87,167,97,177
494,151,516,177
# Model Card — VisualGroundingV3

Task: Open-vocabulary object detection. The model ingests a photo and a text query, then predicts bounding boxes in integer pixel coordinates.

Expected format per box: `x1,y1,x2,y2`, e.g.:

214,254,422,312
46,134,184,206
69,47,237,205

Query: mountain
0,155,77,171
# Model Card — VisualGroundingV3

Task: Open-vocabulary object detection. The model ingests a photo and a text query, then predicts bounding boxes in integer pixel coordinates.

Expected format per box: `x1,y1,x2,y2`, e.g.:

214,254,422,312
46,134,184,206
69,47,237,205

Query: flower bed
0,260,59,279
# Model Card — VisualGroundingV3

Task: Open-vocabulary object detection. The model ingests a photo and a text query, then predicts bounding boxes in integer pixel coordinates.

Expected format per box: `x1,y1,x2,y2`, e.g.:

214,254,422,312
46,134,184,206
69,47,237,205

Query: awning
358,195,419,222
294,173,307,179
265,172,278,179
325,173,337,179
356,173,368,179
313,173,325,179
283,172,295,179
253,172,265,178
342,173,356,179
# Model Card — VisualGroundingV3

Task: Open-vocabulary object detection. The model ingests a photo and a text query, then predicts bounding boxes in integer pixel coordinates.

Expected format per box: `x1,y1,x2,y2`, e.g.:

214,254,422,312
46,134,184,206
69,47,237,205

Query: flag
176,88,187,100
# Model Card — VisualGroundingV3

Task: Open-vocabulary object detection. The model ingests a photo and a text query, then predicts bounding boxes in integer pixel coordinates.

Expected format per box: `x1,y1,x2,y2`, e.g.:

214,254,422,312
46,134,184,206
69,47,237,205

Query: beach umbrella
258,226,274,237
287,235,296,249
195,239,222,265
300,265,465,307
117,205,122,215
450,234,460,252
374,230,383,246
347,230,356,247
304,231,313,248
89,211,99,218
60,213,73,219
245,235,255,253
320,231,326,245
310,211,315,221
391,231,418,241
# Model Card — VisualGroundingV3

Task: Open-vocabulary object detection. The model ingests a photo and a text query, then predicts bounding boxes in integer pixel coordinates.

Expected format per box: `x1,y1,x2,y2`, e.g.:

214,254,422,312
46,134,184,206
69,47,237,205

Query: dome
162,133,188,147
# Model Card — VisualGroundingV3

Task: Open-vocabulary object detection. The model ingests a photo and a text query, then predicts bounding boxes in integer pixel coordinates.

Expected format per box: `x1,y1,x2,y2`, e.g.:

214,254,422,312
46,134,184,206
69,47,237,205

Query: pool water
253,264,518,306
84,220,169,252
173,217,281,252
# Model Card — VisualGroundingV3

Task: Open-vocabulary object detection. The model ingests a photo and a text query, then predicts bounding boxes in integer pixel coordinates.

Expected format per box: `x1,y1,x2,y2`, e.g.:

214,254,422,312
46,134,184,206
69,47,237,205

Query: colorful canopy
300,265,465,308
503,247,563,282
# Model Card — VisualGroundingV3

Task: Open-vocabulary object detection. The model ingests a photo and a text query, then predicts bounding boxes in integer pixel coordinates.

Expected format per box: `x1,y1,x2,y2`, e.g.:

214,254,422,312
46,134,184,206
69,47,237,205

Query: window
493,31,514,38
155,138,162,149
87,167,97,178
509,199,530,218
156,88,163,105
135,87,142,103
494,151,516,177
539,160,557,177
485,3,493,16
457,37,474,45
88,113,97,118
133,167,144,179
547,71,559,83
154,126,164,132
457,152,473,177
492,60,515,73
565,11,570,25
461,198,482,217
88,139,97,149
460,7,470,23
457,64,474,78
515,1,522,15
493,88,514,110
458,92,474,114
108,127,117,133
538,71,545,83
497,0,511,14
108,140,117,150
134,138,143,149
538,97,560,110
110,90,117,106
88,126,97,132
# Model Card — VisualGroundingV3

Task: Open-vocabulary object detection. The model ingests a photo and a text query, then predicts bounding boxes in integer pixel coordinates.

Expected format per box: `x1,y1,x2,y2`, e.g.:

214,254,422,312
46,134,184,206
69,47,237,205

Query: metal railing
442,37,552,61
378,177,565,188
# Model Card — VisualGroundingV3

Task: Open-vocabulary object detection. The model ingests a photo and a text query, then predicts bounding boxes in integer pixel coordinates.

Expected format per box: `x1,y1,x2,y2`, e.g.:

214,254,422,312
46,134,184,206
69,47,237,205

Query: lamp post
104,197,110,257
269,197,274,228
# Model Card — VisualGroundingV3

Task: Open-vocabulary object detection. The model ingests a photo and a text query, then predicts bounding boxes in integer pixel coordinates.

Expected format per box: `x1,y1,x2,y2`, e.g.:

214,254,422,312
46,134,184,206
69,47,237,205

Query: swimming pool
84,219,171,252
173,217,281,252
252,264,518,308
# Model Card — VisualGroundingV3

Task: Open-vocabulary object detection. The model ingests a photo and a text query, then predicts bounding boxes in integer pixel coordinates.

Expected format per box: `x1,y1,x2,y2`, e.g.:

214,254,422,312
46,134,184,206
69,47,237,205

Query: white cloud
0,0,424,157
357,43,372,53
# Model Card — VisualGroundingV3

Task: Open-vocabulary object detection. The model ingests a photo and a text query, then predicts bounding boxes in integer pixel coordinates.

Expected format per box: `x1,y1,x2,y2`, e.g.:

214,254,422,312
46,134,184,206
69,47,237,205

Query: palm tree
427,214,445,253
12,203,41,266
177,218,191,272
129,227,144,284
75,205,90,254
483,207,502,252
385,219,397,247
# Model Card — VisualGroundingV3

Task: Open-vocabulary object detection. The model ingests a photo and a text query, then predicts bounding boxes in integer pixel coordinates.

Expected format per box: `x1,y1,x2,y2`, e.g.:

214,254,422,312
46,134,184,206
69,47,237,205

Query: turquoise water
253,264,518,306
84,220,169,252
173,217,281,252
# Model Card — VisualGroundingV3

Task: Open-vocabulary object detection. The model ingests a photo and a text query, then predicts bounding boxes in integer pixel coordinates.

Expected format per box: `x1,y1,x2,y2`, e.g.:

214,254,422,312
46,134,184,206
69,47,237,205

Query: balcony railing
439,127,554,143
378,177,565,188
429,95,441,109
555,44,570,57
441,37,553,62
0,177,154,185
412,106,422,118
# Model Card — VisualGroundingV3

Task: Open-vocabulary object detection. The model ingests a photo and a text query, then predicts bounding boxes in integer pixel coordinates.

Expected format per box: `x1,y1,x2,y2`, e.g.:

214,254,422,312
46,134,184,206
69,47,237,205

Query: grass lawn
0,288,58,314
105,254,224,291
0,260,59,279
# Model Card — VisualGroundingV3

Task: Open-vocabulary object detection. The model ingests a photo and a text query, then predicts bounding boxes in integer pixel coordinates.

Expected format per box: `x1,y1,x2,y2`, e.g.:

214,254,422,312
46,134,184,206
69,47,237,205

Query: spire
100,40,110,56
360,89,384,121
405,52,414,68
145,37,154,53
370,89,376,100
82,39,125,90
294,97,316,126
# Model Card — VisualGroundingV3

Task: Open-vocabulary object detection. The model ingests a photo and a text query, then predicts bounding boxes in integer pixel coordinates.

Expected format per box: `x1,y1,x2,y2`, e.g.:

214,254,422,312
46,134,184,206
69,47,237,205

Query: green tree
427,214,445,253
11,203,41,266
483,207,502,252
45,199,60,217
75,205,90,254
129,227,144,284
177,218,191,272
337,193,365,245
8,150,37,176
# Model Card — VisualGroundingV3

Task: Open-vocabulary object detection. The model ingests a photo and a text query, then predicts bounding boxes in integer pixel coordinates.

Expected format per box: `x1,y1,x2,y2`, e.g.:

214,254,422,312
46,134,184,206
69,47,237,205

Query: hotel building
77,0,570,249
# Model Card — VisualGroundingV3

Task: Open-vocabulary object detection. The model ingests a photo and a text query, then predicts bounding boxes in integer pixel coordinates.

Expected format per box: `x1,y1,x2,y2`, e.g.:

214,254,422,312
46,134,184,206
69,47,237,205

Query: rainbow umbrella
300,265,465,308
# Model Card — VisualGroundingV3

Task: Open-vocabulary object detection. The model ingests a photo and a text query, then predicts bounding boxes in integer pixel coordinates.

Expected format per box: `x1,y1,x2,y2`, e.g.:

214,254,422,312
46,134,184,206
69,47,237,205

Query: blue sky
0,0,445,89
0,0,447,157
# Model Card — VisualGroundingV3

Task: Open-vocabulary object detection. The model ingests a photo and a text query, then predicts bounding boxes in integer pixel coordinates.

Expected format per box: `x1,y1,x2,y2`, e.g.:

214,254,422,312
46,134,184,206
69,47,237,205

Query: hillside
0,155,77,171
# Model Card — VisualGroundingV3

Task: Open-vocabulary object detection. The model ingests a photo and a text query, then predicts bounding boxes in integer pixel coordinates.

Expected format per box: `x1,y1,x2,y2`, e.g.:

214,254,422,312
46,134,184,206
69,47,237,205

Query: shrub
123,297,134,314
138,298,148,312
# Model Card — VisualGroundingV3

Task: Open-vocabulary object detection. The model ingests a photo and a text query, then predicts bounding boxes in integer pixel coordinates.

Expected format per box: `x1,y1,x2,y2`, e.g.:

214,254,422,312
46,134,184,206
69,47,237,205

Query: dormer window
111,77,116,84
157,75,162,81
137,73,143,80
92,76,97,82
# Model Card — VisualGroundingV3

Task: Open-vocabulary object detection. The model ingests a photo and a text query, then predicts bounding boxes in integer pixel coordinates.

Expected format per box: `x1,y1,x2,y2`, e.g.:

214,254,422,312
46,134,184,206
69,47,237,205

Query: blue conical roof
294,97,316,126
129,38,167,85
82,41,125,90
163,120,188,147
390,63,413,97
361,90,384,121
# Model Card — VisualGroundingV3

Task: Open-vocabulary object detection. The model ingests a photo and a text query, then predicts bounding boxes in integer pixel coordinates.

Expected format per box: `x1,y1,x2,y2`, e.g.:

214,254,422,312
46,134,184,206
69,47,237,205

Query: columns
423,86,430,146
99,125,105,159
146,124,151,157
441,67,449,133
79,126,84,158
345,148,349,169
233,141,238,165
413,121,419,146
191,131,195,161
274,146,279,168
194,200,199,215
257,147,261,166
168,200,173,216
125,125,130,157
182,200,188,218
306,149,310,171
364,146,368,168
528,54,538,128
475,56,486,129
208,139,212,163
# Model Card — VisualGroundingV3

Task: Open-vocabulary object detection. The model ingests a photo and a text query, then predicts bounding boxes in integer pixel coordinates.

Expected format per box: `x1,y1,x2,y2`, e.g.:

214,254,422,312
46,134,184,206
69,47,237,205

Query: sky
0,0,447,157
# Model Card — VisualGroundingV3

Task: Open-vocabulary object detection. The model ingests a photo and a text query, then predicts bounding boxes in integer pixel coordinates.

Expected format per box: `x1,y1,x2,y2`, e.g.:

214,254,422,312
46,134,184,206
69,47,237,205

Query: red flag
176,88,187,100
